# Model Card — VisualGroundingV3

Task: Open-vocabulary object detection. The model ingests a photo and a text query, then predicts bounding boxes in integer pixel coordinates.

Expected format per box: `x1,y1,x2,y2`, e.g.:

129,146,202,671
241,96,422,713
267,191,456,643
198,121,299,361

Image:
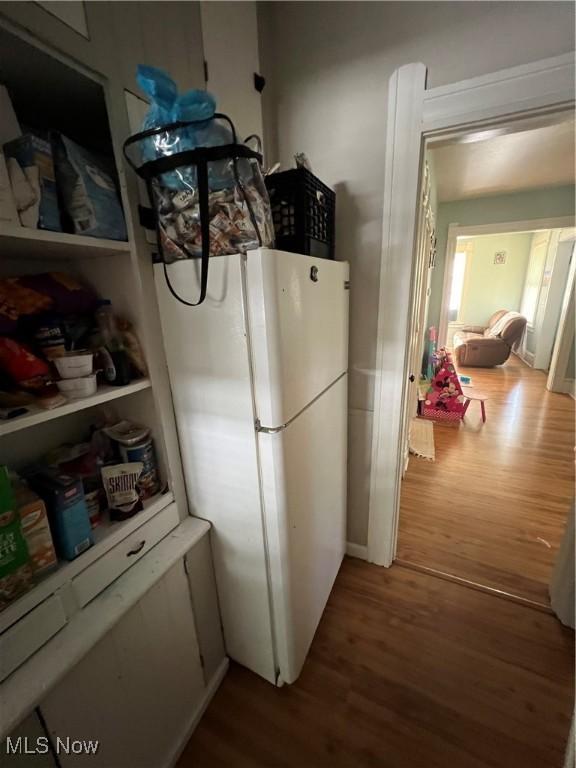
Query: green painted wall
458,233,532,325
428,185,575,332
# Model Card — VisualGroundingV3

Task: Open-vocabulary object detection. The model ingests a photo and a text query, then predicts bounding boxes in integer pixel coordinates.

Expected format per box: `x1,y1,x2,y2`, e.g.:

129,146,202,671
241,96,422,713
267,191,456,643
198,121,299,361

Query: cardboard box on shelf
0,83,20,224
3,132,62,232
54,135,127,240
0,151,19,225
27,471,93,561
14,482,58,578
0,84,21,147
0,466,32,610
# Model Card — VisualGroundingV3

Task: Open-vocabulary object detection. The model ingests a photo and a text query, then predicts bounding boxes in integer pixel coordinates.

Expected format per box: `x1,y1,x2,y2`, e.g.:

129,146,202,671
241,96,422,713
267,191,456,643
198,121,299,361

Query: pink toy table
461,389,488,423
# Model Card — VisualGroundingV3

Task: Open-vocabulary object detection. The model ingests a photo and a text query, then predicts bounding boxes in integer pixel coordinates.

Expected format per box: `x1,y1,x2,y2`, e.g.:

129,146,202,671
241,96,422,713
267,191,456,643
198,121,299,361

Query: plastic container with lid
103,420,151,446
54,350,93,379
56,374,97,399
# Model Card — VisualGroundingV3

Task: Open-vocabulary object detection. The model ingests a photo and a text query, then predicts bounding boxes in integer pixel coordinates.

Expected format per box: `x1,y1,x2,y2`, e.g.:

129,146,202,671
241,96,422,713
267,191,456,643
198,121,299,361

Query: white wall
258,1,576,546
201,1,263,142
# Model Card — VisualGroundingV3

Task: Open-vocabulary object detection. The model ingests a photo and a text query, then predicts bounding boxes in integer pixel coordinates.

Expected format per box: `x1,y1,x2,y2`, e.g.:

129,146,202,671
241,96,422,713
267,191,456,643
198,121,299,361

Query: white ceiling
431,118,575,202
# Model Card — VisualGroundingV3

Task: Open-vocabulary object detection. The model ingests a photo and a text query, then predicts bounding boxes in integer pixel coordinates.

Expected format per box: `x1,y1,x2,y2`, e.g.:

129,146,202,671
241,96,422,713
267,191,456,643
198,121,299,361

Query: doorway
368,55,575,608
400,119,575,605
438,223,575,369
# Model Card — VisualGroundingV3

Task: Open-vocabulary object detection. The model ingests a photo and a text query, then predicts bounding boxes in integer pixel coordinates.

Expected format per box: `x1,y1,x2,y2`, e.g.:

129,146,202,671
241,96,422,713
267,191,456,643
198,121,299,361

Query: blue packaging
55,135,127,241
27,471,93,561
135,65,231,191
3,132,62,231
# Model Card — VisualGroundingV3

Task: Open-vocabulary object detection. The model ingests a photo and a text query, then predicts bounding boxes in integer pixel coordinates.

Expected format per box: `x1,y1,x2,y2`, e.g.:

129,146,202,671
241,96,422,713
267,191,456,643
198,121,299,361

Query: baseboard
549,378,576,398
517,350,534,367
346,542,368,560
166,657,229,768
403,444,410,475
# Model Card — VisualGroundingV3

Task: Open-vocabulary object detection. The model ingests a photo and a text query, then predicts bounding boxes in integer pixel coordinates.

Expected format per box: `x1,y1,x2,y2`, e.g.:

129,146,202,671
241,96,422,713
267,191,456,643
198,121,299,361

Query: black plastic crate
265,168,335,260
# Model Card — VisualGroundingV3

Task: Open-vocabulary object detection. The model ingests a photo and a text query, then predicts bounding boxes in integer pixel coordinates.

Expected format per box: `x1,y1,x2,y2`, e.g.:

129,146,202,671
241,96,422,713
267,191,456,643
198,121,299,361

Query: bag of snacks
123,65,274,307
0,337,51,391
101,463,144,521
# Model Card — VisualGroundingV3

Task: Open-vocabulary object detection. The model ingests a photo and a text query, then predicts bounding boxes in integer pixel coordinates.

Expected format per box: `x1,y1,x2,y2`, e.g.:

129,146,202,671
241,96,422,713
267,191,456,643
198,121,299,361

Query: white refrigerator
154,248,349,685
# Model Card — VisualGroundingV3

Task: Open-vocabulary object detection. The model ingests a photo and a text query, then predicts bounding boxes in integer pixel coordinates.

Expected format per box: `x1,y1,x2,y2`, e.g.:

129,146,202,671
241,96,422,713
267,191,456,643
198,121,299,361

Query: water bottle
95,300,131,386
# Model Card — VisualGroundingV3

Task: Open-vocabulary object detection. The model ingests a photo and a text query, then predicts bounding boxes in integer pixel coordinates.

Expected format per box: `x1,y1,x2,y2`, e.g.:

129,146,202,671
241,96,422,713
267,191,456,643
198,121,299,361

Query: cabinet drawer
0,594,67,682
73,503,179,608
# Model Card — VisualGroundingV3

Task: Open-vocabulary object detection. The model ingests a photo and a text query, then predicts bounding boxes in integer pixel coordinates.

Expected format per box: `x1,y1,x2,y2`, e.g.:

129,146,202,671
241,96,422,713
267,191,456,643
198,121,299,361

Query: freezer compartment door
246,248,349,427
258,374,347,684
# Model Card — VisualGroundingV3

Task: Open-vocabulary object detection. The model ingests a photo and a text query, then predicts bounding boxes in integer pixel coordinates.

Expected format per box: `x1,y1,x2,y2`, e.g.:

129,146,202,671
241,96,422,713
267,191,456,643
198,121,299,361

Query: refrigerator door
246,249,349,427
153,257,277,684
257,374,348,684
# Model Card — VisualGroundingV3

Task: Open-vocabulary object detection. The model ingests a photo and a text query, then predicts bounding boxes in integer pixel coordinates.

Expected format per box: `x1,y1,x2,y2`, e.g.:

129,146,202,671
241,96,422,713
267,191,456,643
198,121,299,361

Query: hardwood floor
178,558,574,768
397,355,575,604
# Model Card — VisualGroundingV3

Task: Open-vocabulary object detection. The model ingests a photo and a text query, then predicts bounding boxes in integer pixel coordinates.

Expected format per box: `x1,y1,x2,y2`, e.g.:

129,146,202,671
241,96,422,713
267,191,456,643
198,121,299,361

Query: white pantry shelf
0,490,175,636
0,224,131,260
0,379,151,437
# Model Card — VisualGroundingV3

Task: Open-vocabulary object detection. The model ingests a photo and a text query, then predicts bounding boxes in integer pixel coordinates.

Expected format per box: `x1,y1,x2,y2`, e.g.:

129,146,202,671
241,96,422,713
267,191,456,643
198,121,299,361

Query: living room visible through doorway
398,110,575,607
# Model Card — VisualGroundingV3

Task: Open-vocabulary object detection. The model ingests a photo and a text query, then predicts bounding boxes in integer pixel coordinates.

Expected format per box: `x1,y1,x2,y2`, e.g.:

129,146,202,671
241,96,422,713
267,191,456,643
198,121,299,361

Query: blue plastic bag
136,65,232,189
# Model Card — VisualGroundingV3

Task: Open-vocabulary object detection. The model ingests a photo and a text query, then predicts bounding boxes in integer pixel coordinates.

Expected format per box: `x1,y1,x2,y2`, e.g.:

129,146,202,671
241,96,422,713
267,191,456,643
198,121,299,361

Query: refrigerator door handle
255,372,348,435
255,418,286,434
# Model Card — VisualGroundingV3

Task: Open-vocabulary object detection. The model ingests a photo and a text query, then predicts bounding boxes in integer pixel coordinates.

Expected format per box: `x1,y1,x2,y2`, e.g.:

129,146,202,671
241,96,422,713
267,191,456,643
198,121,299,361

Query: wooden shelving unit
0,224,131,260
0,379,151,437
0,19,201,743
0,490,175,635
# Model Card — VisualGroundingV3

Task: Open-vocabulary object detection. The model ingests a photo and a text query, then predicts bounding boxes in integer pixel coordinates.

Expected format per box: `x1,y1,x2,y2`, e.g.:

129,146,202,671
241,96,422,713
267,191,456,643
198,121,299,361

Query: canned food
119,438,160,500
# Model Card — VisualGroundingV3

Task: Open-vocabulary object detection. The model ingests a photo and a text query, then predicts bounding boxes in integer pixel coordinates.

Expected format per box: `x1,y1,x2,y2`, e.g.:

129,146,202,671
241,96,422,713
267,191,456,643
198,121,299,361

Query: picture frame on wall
494,251,507,265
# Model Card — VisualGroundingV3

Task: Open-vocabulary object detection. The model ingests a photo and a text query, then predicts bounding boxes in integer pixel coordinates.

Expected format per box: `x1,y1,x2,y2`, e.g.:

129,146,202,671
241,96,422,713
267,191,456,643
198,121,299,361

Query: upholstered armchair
453,310,527,367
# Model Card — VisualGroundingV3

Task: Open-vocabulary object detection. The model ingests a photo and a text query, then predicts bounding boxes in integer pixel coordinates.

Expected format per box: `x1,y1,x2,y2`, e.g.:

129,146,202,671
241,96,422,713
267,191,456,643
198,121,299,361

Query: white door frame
437,217,575,348
366,62,427,568
367,52,575,567
548,235,576,396
532,231,574,371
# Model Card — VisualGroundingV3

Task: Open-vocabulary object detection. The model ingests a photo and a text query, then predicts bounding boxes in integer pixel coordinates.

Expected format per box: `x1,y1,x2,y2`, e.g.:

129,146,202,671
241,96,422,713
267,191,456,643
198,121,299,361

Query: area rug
409,418,435,461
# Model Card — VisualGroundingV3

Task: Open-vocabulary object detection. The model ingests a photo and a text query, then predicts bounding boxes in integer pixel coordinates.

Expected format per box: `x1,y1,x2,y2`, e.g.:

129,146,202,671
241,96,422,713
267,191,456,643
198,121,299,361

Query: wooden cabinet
71,501,179,609
2,521,227,762
41,561,208,768
0,596,66,683
0,2,205,91
0,3,228,756
1,711,57,767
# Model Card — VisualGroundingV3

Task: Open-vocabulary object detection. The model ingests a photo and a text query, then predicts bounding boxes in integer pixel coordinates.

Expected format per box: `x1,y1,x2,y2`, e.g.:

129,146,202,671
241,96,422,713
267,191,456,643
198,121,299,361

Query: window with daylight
448,251,467,322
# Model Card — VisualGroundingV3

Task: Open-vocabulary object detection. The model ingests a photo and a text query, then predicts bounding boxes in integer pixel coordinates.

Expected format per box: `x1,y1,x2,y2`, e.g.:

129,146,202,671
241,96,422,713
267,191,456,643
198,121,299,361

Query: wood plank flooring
178,558,574,768
397,356,575,604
